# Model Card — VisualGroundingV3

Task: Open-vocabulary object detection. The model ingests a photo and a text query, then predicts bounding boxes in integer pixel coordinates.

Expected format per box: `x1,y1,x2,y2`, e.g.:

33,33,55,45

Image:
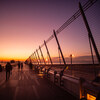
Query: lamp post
70,54,73,76
70,54,72,64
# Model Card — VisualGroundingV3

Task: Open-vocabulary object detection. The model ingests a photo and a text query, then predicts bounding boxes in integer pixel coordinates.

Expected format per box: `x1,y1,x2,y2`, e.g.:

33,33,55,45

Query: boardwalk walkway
0,64,78,100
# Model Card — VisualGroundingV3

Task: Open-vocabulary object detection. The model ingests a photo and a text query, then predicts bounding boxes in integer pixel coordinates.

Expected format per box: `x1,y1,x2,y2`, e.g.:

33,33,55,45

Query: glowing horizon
0,0,100,62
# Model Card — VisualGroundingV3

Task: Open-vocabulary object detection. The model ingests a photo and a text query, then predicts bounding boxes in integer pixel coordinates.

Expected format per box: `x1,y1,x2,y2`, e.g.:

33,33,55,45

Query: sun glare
45,58,48,62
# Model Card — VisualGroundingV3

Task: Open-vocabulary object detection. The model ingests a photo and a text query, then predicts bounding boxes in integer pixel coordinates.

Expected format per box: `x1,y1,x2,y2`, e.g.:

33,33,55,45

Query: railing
26,0,99,65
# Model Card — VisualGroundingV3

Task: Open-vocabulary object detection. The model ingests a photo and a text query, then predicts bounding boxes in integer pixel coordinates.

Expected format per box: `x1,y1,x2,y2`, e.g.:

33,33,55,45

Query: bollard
60,70,64,86
47,68,51,78
54,71,58,83
79,77,86,99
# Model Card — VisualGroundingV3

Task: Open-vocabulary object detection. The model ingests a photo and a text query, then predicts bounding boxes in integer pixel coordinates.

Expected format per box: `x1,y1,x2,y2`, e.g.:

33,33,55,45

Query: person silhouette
0,64,2,72
21,63,23,70
5,62,12,81
18,61,20,70
29,62,32,69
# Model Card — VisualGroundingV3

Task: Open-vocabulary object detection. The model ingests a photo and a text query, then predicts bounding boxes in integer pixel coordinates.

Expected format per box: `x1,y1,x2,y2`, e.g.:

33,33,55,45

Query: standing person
21,63,23,70
18,61,20,70
10,63,12,74
0,64,2,72
29,62,32,69
5,62,12,81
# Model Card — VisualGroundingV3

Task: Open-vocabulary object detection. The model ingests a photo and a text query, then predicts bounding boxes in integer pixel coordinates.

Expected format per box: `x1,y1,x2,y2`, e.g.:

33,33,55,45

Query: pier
0,0,100,100
0,64,77,100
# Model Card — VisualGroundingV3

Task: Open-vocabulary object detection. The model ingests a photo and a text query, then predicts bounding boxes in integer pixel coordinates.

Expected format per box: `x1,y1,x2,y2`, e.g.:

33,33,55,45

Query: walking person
21,63,23,70
29,62,32,69
10,63,12,74
5,62,12,81
0,64,2,72
18,61,20,70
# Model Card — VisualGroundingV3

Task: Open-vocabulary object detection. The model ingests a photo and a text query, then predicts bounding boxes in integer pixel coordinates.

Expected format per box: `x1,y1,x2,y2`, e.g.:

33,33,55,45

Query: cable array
27,0,98,61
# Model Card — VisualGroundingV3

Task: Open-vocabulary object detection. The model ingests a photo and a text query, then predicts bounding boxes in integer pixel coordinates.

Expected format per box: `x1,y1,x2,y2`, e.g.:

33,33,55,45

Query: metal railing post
39,46,46,65
53,30,66,71
34,52,39,65
31,53,34,64
32,53,36,65
44,40,53,65
79,2,100,64
53,30,66,86
36,49,41,64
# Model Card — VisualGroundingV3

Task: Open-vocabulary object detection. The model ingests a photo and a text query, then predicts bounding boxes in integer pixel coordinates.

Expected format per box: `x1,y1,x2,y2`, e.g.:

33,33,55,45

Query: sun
45,58,48,62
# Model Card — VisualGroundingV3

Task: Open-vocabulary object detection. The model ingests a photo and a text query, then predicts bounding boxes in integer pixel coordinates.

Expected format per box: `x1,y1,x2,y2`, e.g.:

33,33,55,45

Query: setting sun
45,58,48,62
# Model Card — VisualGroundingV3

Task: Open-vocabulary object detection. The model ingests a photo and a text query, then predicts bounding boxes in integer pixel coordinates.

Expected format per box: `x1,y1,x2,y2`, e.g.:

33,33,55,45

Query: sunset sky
0,0,100,61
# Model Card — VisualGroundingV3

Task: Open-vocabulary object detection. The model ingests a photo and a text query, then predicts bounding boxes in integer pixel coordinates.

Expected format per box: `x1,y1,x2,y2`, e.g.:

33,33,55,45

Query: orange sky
0,0,100,62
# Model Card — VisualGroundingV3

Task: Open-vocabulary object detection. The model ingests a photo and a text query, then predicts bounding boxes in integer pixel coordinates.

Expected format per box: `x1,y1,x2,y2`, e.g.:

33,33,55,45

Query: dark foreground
0,64,78,100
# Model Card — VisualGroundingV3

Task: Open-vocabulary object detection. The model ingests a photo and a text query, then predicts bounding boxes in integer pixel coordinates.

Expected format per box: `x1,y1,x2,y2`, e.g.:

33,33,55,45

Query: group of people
18,61,23,70
5,61,24,81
